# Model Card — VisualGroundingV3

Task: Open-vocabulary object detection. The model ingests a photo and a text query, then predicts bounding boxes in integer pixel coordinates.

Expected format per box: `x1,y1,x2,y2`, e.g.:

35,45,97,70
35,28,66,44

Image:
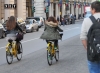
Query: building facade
0,0,96,21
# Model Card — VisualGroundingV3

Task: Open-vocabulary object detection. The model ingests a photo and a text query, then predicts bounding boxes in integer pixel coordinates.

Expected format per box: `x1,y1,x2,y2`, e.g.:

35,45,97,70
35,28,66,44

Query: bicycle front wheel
6,45,13,64
47,45,52,66
16,42,23,61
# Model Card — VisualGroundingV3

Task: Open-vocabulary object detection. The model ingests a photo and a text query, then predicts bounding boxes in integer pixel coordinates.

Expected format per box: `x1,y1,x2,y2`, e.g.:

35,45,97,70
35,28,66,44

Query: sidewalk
75,19,83,22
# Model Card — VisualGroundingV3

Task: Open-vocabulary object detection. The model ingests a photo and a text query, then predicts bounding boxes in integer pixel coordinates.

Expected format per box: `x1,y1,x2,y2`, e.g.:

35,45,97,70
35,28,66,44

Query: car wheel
36,27,39,31
2,31,6,38
31,28,34,32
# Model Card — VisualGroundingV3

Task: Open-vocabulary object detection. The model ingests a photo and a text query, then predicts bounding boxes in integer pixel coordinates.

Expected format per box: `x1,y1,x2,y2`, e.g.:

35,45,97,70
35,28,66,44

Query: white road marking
0,27,80,50
64,27,80,31
21,38,39,43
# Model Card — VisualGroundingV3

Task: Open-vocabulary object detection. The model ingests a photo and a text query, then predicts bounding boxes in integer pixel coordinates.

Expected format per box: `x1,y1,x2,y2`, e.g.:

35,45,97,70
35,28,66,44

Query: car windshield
26,20,33,25
33,18,40,21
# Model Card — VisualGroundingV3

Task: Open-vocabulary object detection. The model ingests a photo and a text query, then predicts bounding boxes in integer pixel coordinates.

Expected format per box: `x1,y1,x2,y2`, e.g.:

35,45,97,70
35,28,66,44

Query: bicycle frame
6,41,17,57
47,42,55,55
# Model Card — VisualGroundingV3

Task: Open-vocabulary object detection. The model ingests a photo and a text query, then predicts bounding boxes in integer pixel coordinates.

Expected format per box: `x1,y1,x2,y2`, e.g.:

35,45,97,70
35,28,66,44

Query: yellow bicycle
47,33,63,66
6,39,23,64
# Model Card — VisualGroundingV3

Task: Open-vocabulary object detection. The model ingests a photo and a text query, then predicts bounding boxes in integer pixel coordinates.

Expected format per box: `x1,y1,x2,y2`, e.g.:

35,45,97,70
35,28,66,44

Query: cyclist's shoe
55,47,59,52
54,47,57,50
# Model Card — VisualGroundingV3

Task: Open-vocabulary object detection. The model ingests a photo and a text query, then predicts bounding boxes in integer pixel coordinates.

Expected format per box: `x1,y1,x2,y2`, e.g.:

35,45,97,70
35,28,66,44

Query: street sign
4,4,16,9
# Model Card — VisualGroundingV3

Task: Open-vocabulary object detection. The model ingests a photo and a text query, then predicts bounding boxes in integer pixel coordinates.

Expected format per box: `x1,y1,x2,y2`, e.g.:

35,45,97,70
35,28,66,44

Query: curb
75,19,83,22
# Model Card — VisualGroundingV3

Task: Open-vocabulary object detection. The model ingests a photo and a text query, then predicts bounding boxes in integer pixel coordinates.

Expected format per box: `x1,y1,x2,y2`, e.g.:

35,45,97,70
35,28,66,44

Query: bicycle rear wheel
6,45,13,64
16,42,23,61
55,46,59,62
47,45,52,66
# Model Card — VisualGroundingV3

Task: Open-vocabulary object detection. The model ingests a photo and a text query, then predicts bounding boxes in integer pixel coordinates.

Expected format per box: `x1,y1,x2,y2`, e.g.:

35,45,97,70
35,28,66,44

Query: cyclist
40,16,63,50
6,16,23,53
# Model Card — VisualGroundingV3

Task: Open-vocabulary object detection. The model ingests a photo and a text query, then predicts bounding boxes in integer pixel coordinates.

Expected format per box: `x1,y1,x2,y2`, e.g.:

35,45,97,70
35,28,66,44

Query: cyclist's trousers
46,40,58,47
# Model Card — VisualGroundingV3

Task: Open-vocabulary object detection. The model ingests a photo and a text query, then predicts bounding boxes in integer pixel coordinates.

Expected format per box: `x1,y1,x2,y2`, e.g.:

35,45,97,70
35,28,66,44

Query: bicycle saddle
8,39,13,43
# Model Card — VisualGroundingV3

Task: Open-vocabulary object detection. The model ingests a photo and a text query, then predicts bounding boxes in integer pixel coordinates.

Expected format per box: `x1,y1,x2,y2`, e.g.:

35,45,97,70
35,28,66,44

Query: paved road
0,20,89,73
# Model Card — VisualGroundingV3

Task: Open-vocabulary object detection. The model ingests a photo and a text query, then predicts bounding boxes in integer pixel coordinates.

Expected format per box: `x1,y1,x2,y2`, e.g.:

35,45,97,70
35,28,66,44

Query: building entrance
26,0,32,17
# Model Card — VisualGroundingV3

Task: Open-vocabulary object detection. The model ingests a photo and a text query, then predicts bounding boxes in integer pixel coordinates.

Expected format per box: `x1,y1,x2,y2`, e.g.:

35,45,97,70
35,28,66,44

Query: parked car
85,11,91,18
26,17,44,27
17,18,26,33
0,23,6,38
25,19,39,32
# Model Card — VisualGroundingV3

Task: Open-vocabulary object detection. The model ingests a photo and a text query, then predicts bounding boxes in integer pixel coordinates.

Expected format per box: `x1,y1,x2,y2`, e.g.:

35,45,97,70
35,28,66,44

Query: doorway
26,0,32,17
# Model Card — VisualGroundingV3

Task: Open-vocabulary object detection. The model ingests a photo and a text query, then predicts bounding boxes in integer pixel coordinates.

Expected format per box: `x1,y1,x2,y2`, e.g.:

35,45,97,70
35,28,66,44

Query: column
4,0,10,20
17,0,26,20
82,5,84,17
67,4,70,14
58,5,60,19
62,4,65,17
0,0,1,19
82,5,84,18
51,3,53,16
49,3,51,16
79,7,81,19
56,3,59,19
0,0,2,20
4,0,15,20
71,4,74,15
76,5,78,19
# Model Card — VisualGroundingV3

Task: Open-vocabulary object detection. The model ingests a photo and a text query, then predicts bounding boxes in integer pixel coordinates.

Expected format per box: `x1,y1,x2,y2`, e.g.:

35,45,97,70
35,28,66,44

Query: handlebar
60,33,63,40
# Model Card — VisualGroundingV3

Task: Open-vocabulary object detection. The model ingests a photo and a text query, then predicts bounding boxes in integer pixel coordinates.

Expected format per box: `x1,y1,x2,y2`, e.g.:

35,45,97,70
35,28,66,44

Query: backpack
87,16,100,62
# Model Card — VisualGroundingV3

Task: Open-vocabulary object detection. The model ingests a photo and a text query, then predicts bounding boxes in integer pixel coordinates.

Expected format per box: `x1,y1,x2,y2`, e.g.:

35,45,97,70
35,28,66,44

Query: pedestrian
57,16,60,25
40,16,63,50
1,17,4,24
61,17,65,26
80,1,100,73
57,16,59,22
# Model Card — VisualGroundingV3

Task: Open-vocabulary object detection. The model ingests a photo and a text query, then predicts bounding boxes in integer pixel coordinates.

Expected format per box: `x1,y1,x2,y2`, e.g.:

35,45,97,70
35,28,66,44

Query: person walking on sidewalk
1,17,4,24
80,1,100,73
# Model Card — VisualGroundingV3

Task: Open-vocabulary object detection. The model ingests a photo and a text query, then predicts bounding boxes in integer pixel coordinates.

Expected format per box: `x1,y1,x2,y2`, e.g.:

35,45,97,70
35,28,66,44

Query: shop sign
4,4,16,9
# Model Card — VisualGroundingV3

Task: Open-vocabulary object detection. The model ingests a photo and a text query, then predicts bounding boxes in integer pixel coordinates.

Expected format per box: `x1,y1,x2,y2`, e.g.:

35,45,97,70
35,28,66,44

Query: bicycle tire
16,42,23,61
6,45,13,64
55,46,59,62
47,45,52,66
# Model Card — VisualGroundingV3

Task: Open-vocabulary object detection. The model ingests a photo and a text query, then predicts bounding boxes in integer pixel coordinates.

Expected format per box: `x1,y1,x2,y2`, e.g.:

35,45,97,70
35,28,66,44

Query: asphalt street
0,20,89,73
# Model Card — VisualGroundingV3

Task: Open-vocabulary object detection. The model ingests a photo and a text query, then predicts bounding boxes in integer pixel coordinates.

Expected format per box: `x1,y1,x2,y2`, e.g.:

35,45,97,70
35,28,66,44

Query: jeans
88,61,100,73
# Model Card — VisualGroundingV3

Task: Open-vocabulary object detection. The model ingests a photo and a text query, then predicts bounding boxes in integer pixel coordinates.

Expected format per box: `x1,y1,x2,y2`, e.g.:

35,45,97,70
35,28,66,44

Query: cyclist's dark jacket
40,21,63,40
6,23,23,34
